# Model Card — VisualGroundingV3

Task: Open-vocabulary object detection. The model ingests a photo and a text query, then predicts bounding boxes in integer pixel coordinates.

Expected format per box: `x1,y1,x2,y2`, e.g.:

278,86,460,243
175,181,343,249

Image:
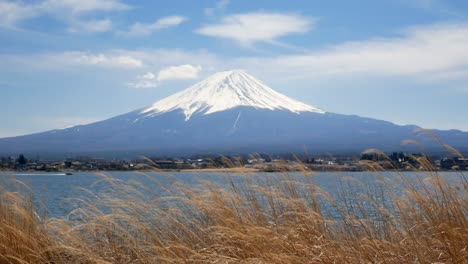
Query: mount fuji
1,70,467,157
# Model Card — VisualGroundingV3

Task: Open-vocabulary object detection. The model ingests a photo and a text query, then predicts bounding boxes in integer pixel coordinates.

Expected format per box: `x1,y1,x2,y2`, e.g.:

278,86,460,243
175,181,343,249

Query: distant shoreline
0,168,462,174
0,168,261,174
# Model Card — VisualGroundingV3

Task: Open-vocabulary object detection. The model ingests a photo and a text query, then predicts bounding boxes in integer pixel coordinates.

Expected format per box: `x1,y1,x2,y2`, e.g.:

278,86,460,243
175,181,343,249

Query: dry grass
0,166,467,263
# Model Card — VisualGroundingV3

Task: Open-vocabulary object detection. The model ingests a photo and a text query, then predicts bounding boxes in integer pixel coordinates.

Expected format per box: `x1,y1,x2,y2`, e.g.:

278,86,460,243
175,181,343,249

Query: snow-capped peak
141,70,325,121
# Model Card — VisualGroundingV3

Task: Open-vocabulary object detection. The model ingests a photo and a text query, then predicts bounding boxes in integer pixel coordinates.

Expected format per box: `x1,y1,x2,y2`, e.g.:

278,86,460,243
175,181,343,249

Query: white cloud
196,12,313,46
142,72,156,79
128,65,202,89
128,72,158,89
112,56,143,68
157,64,202,81
204,0,230,16
123,16,186,37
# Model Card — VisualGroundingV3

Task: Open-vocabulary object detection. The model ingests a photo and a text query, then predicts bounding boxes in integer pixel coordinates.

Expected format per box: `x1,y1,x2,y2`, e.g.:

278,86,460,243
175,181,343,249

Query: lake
0,171,465,218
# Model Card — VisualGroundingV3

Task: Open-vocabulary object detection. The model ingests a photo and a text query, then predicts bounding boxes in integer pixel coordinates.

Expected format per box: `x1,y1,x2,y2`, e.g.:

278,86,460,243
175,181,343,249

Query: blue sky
1,0,468,137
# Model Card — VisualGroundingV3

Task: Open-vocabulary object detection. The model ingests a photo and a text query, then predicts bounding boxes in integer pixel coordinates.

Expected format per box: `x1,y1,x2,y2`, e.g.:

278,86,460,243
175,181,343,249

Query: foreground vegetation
0,160,467,263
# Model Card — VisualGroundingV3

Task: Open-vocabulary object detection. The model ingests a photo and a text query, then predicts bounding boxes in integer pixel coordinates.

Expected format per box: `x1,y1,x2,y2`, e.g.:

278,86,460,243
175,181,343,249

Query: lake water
1,171,465,218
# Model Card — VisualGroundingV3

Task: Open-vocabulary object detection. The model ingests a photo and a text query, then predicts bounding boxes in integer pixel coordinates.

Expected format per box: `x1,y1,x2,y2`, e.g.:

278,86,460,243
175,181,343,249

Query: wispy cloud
0,1,37,28
0,116,103,138
0,129,29,138
73,52,143,68
0,0,129,32
24,51,145,69
36,116,102,129
67,18,113,33
204,0,230,16
411,0,438,9
196,12,314,46
0,49,215,72
122,16,186,37
236,23,468,80
39,0,129,14
3,23,468,87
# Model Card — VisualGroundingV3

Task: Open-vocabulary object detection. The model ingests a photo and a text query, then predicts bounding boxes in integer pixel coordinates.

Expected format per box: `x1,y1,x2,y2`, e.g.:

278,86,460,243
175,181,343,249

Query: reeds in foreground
0,168,467,263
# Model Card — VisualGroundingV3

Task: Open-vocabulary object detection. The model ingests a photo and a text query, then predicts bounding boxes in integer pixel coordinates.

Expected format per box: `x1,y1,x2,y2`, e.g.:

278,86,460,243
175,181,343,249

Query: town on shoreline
1,152,467,172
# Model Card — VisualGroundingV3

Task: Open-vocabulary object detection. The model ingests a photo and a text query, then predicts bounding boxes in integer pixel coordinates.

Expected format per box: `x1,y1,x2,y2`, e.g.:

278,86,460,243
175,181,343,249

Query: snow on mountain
140,70,324,121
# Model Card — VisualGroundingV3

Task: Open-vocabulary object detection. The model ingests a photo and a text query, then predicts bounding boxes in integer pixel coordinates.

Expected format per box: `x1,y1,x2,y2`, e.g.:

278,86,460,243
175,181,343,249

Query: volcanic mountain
0,70,467,157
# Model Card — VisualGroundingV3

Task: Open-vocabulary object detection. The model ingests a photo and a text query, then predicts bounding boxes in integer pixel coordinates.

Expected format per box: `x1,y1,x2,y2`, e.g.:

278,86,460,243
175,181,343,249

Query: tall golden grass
0,164,467,263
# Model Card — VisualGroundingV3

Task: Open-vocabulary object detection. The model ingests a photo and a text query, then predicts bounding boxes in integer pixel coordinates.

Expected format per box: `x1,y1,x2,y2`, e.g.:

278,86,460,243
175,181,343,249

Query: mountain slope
0,70,467,157
140,70,324,121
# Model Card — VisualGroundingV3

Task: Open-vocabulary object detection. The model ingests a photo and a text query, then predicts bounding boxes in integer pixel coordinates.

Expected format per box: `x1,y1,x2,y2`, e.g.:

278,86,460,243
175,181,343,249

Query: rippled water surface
1,171,464,218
